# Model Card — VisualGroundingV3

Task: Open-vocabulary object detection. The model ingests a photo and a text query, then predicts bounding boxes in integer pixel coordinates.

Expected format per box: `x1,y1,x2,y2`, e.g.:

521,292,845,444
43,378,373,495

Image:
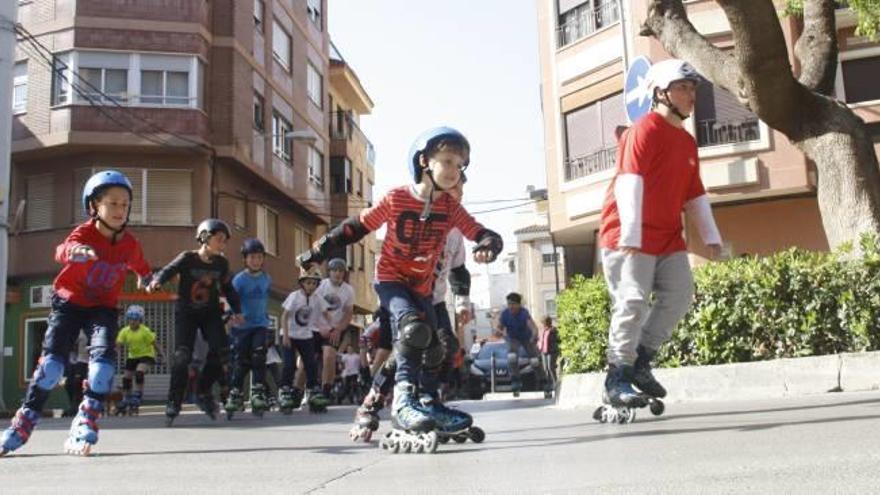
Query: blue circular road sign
624,56,653,124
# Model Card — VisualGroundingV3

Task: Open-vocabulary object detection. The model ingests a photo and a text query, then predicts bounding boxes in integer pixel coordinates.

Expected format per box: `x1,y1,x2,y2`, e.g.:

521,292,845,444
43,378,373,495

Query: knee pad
33,354,66,391
87,358,115,395
173,346,192,368
251,346,267,369
395,313,433,360
122,377,133,391
423,339,445,369
135,370,145,385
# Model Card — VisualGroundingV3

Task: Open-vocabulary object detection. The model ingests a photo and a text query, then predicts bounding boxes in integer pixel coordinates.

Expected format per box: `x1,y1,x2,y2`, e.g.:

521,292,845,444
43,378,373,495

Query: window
234,198,246,229
73,168,192,226
841,55,880,104
359,244,365,271
557,0,620,47
307,0,322,29
346,244,355,270
540,242,558,265
365,180,373,206
141,70,189,105
272,111,292,163
80,67,128,103
307,62,323,107
564,92,625,181
13,61,27,114
356,169,363,197
294,225,311,257
254,0,264,31
256,204,278,255
53,53,72,105
253,93,265,132
26,174,55,230
272,20,291,70
694,82,761,147
24,318,49,382
544,296,557,317
344,159,352,193
308,145,324,187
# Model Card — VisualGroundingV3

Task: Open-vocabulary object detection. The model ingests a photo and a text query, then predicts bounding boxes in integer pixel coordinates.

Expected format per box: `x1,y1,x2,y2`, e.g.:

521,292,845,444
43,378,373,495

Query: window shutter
26,174,55,230
146,170,192,225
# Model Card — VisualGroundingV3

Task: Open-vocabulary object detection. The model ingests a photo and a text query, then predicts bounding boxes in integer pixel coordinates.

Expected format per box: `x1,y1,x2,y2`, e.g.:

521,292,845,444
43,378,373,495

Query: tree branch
640,0,745,105
795,0,839,95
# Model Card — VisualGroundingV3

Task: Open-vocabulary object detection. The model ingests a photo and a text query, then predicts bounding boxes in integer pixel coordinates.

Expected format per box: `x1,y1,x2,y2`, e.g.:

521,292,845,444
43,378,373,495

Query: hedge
556,233,880,374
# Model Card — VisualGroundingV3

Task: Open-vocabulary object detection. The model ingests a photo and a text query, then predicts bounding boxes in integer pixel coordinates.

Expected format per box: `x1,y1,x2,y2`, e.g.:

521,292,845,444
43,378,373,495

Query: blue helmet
82,170,133,216
125,305,145,321
407,126,470,183
241,237,266,256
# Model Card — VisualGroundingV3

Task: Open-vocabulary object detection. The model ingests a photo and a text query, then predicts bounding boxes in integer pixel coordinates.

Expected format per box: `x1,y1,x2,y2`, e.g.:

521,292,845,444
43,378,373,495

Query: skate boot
114,394,130,416
306,387,329,414
266,393,278,411
164,400,181,427
129,392,143,416
594,364,649,424
250,384,269,418
196,393,218,420
350,391,384,442
0,407,40,456
420,395,485,444
379,382,438,455
64,397,103,456
634,345,667,398
278,386,296,414
224,388,244,420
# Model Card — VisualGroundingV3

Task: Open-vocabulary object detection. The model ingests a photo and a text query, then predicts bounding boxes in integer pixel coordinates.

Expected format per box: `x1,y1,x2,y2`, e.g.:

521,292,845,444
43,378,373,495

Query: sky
328,0,548,273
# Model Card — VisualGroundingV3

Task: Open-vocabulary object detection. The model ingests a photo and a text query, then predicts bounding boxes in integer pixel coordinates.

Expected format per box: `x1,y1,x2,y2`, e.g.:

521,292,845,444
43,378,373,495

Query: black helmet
196,218,231,244
241,238,266,256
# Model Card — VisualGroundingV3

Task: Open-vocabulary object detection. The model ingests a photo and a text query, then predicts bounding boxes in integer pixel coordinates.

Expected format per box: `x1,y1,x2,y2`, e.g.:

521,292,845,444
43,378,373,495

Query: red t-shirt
360,186,484,297
53,220,152,308
599,112,706,255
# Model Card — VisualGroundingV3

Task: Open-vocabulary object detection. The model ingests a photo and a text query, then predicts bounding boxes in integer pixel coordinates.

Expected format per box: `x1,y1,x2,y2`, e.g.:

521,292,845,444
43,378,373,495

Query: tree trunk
642,0,880,250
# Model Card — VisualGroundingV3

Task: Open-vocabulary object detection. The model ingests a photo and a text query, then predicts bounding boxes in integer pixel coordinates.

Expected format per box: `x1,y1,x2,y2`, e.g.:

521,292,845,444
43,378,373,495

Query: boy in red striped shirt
299,127,502,445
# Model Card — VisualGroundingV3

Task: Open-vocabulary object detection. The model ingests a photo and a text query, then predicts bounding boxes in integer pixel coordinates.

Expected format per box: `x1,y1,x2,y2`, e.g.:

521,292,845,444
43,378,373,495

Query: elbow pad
449,265,471,296
473,229,503,261
297,217,370,267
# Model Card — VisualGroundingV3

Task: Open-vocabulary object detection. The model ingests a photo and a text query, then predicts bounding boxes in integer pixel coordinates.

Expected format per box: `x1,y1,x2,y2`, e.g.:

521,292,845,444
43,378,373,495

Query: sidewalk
556,350,880,409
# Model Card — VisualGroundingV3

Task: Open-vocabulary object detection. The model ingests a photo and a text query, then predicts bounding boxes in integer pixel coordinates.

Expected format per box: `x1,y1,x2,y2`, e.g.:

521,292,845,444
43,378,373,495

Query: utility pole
0,1,19,412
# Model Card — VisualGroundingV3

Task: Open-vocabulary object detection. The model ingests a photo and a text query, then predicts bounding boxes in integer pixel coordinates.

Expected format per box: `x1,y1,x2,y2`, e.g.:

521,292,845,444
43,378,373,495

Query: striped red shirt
361,186,484,297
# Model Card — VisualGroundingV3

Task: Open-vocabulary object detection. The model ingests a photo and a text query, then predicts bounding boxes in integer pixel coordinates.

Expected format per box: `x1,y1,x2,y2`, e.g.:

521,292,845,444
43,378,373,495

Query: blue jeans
374,282,438,395
24,296,118,409
281,337,318,390
229,327,268,389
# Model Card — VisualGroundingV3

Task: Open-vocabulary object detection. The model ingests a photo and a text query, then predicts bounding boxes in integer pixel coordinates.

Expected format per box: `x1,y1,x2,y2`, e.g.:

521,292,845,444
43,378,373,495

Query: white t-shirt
432,229,470,311
341,352,362,377
281,290,321,340
316,279,355,331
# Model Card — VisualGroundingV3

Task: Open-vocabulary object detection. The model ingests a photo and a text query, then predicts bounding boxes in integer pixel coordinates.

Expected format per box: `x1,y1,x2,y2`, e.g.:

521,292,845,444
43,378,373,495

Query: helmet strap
660,89,690,121
89,197,129,245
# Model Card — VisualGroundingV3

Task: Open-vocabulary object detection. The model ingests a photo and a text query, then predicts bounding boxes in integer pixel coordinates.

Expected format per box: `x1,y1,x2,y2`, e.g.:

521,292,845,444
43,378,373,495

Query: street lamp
286,128,319,145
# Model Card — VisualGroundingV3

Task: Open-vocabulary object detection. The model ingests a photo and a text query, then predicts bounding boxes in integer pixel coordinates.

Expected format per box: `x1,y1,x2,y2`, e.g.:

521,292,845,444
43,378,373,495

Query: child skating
114,304,164,416
1,170,152,456
300,126,502,453
147,219,243,426
594,59,722,424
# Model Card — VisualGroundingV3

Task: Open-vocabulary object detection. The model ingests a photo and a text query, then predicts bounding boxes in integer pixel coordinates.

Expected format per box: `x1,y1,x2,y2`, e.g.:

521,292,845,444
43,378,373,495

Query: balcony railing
557,2,620,48
330,111,375,168
696,118,761,148
564,146,617,182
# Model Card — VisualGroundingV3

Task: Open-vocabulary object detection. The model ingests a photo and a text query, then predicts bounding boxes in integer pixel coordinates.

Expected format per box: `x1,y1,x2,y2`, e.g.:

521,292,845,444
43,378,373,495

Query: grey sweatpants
602,249,694,366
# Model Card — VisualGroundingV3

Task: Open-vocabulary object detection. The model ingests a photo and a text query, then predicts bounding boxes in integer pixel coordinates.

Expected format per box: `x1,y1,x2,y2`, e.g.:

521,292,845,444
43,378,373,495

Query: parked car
466,341,536,400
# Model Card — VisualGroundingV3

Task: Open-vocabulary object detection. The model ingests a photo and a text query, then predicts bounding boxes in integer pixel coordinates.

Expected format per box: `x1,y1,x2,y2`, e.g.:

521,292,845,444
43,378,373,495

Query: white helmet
646,59,701,94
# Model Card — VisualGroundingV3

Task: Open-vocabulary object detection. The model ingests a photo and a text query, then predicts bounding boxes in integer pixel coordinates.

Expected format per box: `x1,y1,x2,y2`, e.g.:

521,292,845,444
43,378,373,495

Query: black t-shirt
155,251,241,313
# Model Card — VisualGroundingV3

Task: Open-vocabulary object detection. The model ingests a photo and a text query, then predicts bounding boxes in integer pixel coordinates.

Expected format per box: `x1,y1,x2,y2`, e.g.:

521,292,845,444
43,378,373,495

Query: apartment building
513,188,565,324
2,0,360,406
536,0,880,281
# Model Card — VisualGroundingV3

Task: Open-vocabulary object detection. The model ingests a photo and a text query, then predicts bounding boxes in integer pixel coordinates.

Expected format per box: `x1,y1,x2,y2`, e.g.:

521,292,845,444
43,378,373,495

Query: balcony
557,2,620,48
696,118,761,148
564,146,617,182
330,111,375,168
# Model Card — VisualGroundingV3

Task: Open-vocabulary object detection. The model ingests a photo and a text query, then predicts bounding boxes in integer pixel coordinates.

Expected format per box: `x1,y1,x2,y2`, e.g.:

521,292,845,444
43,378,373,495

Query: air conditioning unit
30,285,54,308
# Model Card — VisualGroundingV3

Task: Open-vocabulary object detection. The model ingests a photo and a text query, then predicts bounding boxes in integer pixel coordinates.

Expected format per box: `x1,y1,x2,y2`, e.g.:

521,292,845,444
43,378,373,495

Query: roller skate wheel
593,406,605,423
423,431,439,454
438,435,450,444
453,435,467,444
649,399,665,416
63,439,92,457
469,426,485,444
400,438,412,453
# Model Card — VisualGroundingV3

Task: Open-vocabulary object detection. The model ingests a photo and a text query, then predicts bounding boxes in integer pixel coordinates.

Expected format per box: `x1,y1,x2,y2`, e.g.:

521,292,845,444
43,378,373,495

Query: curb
556,350,880,409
